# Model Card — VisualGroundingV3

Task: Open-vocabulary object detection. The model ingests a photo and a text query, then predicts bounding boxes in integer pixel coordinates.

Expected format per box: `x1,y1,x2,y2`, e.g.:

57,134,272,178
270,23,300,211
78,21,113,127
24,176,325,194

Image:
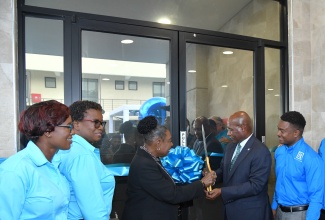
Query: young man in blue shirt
272,111,324,220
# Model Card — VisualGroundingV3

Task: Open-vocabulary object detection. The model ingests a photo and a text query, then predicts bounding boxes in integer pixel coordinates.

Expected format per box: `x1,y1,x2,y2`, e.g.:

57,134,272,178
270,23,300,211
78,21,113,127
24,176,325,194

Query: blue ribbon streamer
209,152,224,157
161,146,204,184
105,163,130,176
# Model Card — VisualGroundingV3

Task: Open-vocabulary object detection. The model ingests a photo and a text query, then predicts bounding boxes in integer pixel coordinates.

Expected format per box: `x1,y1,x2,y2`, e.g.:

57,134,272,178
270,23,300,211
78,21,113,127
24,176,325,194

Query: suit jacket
216,135,273,220
193,133,224,170
122,148,205,220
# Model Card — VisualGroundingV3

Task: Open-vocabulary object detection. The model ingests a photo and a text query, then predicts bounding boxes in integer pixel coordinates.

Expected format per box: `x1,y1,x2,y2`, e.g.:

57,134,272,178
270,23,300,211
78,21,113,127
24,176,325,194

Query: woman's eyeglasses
83,119,106,128
57,124,73,133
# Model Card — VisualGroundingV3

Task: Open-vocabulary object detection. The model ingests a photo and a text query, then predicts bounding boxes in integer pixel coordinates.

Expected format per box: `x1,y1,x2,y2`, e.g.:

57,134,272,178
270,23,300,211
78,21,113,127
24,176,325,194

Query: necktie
230,143,241,171
194,141,203,155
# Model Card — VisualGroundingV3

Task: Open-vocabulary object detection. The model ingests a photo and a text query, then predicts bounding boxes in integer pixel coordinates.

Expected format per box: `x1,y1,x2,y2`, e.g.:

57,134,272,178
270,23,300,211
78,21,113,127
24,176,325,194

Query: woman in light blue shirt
54,100,115,220
0,100,73,219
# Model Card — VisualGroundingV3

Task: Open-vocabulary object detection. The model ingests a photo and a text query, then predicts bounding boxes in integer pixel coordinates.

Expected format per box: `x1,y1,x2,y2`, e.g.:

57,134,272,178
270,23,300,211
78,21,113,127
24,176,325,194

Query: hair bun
137,116,158,134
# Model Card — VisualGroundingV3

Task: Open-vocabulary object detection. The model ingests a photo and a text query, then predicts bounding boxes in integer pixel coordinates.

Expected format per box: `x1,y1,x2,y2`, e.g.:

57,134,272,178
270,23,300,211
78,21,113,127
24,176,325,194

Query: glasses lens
102,121,107,127
93,120,104,128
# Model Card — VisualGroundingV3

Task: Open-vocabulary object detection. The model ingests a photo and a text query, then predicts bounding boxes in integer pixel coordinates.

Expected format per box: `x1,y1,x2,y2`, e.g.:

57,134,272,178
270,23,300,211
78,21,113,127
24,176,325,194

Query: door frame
18,3,288,146
178,32,269,140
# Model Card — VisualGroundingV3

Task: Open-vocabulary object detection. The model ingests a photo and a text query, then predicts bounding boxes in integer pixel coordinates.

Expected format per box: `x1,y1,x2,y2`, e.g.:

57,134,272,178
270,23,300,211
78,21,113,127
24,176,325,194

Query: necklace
140,145,175,185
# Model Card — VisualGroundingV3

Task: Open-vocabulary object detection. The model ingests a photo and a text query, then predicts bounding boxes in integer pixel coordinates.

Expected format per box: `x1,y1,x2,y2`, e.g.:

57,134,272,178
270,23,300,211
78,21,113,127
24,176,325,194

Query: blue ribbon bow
161,146,204,184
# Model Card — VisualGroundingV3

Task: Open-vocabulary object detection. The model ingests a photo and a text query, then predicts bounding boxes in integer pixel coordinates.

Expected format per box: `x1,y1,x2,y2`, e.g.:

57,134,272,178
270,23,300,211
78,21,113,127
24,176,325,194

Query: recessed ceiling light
188,70,196,73
121,39,134,44
221,85,228,88
166,82,170,85
223,51,233,55
158,18,171,24
268,88,274,91
274,94,280,97
102,78,110,81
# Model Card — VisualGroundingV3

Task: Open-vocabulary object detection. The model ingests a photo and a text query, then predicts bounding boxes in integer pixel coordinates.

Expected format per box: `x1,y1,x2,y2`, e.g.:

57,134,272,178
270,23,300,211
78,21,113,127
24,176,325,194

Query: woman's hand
201,171,216,187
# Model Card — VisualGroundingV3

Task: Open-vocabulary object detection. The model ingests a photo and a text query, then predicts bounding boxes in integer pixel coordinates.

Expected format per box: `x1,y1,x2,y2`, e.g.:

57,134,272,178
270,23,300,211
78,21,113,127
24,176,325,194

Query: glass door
76,20,178,219
179,32,274,220
186,43,254,220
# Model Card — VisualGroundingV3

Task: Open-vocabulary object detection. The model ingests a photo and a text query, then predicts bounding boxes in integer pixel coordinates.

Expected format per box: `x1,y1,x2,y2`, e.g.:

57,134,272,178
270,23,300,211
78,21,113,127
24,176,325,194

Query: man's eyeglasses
57,124,73,133
83,119,106,128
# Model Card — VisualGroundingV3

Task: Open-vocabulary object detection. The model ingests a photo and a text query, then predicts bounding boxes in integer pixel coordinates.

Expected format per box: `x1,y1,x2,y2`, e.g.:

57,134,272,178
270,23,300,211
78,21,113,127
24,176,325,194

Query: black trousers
319,210,325,220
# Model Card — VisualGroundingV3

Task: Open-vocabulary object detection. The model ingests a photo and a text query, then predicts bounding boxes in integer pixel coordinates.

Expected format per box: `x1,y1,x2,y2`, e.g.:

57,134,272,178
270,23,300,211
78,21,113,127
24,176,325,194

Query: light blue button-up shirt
54,134,115,220
0,141,70,219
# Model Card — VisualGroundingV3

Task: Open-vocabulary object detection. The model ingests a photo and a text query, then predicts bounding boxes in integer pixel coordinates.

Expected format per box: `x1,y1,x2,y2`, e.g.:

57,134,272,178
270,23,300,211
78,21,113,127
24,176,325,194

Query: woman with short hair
54,100,115,220
0,100,73,219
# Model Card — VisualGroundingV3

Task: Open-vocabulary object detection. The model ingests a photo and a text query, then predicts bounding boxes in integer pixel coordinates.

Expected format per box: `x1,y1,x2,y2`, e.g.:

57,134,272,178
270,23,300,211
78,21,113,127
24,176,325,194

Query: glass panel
81,30,170,218
25,0,281,41
265,47,281,205
25,17,64,106
219,1,281,41
82,78,98,102
265,48,281,149
186,43,253,220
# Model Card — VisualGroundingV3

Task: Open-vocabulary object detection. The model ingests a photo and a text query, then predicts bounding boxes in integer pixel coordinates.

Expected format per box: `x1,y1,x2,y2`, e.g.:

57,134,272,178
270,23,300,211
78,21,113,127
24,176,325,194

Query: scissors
202,124,212,192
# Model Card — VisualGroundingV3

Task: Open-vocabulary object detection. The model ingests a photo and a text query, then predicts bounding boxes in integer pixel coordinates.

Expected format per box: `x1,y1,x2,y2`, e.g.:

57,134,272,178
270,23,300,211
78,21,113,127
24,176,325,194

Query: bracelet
200,180,206,188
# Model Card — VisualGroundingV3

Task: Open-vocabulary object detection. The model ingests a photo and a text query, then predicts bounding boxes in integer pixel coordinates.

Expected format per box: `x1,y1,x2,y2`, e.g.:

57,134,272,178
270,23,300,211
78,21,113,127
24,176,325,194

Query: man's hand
272,209,276,219
205,188,221,200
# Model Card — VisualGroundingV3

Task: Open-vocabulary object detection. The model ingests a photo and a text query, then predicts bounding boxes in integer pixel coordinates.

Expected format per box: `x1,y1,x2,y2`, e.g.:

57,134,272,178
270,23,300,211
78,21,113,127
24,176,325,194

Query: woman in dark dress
122,116,216,220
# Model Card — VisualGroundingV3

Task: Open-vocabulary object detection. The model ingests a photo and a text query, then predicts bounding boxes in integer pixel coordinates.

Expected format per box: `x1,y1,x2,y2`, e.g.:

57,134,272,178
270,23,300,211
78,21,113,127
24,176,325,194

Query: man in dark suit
206,111,273,220
190,116,224,220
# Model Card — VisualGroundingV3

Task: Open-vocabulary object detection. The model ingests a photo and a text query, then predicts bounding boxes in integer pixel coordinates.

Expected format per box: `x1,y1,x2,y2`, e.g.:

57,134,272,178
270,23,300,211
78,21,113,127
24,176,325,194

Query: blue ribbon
105,163,130,176
0,158,6,164
209,152,224,157
161,146,204,184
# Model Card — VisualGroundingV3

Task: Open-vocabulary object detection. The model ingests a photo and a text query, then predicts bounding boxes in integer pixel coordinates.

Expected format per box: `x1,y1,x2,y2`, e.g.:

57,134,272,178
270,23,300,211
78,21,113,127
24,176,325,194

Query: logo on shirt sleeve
295,151,304,162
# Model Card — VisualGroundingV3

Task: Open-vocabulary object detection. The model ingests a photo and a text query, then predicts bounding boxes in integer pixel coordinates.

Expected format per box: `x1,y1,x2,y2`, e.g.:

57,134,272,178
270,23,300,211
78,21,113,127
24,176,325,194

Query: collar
25,141,49,167
73,134,96,153
285,137,304,153
238,133,253,148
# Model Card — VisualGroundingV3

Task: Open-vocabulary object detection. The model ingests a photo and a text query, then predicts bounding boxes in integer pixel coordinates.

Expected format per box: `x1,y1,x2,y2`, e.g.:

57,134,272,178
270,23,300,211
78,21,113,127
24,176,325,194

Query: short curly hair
69,100,103,121
280,111,306,132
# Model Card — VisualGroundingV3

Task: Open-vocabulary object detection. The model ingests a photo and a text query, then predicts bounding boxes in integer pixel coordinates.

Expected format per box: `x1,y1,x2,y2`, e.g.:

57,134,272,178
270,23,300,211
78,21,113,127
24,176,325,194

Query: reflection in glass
25,0,281,41
265,48,281,149
265,48,281,205
186,43,254,220
25,17,64,106
82,31,170,218
186,44,254,125
81,30,170,158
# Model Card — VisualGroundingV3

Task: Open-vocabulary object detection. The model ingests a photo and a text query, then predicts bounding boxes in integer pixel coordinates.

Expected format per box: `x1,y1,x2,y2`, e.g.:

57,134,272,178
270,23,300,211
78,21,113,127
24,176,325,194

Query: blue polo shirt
318,138,325,210
272,138,324,220
54,134,115,220
215,129,231,150
0,141,70,219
